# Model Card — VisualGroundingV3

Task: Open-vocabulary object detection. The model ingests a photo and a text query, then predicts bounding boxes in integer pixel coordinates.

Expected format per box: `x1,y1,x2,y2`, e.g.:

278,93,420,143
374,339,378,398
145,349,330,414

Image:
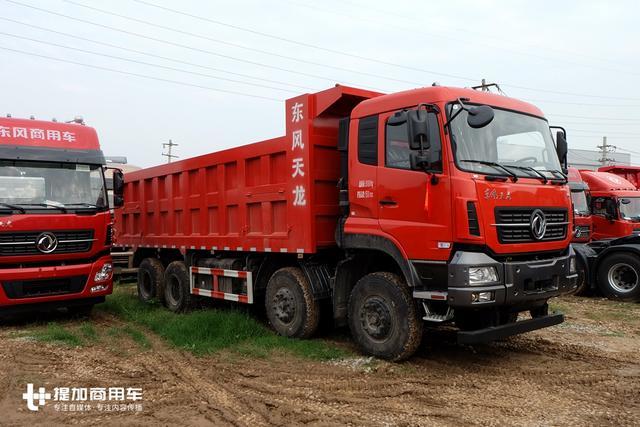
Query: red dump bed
599,165,640,189
116,85,380,253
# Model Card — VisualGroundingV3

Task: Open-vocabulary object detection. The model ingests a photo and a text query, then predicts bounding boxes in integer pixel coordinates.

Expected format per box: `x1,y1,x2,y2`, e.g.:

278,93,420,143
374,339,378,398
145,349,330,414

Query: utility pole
597,136,615,166
162,140,179,163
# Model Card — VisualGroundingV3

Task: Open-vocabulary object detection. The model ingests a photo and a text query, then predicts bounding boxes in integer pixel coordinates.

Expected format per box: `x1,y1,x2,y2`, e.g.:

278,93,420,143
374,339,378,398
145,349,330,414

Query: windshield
0,160,107,210
571,191,590,216
449,105,563,178
619,198,640,221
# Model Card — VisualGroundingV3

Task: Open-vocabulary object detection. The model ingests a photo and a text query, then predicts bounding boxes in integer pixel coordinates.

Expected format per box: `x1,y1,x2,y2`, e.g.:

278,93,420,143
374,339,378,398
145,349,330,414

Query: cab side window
592,197,615,217
385,111,442,171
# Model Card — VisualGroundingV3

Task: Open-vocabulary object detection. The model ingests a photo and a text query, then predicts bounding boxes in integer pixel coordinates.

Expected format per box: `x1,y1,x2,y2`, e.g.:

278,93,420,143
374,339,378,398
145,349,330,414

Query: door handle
379,198,398,207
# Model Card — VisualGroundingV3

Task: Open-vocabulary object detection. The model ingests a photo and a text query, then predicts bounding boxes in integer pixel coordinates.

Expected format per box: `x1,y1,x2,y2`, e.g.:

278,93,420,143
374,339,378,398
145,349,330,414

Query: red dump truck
115,85,577,360
570,169,640,300
0,116,123,316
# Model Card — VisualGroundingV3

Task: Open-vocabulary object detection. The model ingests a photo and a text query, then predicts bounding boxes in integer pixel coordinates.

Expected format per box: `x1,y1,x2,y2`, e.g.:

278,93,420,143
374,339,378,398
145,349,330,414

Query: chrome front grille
494,208,568,243
0,230,94,256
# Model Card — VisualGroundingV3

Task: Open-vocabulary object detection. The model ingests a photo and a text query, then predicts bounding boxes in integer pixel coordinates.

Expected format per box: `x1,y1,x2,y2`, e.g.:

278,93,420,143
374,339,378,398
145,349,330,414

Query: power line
546,113,639,121
2,0,386,92
333,0,634,71
0,31,301,94
287,0,639,78
128,0,478,83
569,129,640,136
0,45,282,102
127,0,640,102
522,98,640,108
60,0,431,88
0,17,317,92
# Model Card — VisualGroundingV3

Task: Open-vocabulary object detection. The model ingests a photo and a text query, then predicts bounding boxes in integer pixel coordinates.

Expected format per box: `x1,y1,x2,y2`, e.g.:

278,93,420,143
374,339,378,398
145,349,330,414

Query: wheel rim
607,263,639,293
359,296,393,341
167,275,181,306
140,270,153,298
273,287,296,324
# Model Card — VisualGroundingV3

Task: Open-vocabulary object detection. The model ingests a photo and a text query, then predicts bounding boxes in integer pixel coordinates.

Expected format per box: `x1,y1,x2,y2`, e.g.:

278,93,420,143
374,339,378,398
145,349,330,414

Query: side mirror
407,109,430,150
555,130,568,173
112,169,125,208
466,105,494,129
410,152,431,171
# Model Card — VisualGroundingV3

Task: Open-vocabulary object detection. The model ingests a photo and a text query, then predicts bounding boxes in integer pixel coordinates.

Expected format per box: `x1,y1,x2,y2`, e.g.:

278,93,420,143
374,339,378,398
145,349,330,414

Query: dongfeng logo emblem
36,232,58,254
530,209,547,240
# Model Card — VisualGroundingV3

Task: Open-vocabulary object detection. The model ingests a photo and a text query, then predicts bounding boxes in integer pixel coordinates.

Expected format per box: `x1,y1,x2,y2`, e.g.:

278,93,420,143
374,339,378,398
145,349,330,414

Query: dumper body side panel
116,86,381,254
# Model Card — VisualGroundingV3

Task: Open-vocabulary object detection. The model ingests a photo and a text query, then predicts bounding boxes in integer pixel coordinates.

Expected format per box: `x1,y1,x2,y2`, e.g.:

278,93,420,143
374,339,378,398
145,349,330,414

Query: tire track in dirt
0,298,639,426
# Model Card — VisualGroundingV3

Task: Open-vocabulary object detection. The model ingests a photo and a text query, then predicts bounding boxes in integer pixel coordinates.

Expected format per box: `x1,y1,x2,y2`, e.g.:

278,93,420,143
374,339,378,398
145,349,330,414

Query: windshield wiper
64,203,101,209
503,165,548,184
0,202,26,213
460,160,518,182
539,169,568,183
17,203,68,213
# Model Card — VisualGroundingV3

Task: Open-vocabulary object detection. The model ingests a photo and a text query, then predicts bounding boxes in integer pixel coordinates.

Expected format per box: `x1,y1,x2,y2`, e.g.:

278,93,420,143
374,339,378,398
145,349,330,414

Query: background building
568,149,631,170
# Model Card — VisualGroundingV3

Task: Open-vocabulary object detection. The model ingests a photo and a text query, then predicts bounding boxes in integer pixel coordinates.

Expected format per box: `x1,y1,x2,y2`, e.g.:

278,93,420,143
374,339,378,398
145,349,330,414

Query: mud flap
457,313,564,345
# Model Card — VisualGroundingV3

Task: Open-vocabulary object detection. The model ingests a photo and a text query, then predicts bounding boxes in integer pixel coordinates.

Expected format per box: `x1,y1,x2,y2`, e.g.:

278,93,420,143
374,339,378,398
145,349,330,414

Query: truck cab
339,85,577,337
0,116,120,315
579,170,639,240
567,167,592,243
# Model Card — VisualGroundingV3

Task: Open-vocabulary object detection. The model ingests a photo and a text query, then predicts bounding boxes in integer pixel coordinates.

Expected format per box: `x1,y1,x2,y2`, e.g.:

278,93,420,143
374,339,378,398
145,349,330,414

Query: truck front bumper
0,255,114,309
457,313,565,344
446,247,578,310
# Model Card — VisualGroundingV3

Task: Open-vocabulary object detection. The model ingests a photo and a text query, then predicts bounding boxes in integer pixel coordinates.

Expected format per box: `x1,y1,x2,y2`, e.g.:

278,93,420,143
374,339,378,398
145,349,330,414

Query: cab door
376,109,452,261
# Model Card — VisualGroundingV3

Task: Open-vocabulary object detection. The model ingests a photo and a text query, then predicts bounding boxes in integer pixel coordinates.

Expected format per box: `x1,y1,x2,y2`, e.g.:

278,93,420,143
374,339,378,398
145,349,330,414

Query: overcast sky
2,0,639,167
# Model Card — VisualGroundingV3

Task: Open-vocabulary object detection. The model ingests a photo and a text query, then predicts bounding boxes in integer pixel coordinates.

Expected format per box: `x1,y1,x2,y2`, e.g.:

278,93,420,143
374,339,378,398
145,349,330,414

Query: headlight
569,257,577,274
94,263,113,282
468,266,498,285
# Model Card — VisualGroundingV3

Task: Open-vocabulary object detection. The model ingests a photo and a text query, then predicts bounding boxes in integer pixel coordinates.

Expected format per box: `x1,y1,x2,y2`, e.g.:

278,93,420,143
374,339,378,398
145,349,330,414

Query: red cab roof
0,117,100,151
580,170,638,193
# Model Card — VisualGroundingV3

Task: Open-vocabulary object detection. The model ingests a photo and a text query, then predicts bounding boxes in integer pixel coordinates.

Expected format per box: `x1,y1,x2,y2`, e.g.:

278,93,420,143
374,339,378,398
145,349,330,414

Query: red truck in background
567,167,592,243
0,116,123,316
570,168,640,300
115,84,578,361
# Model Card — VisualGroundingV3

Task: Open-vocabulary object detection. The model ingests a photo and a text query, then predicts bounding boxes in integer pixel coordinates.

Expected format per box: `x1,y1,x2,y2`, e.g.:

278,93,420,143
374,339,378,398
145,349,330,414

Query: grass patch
99,285,348,360
32,323,83,347
78,322,98,343
122,325,152,349
549,301,571,315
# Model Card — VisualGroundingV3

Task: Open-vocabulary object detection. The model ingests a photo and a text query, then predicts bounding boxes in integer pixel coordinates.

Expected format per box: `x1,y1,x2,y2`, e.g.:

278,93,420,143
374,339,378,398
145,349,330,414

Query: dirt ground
0,296,639,426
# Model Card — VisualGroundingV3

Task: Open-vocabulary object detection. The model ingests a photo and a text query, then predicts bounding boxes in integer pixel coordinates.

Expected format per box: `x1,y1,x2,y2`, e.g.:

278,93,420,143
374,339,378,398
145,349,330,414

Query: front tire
597,253,640,301
163,261,194,312
348,272,422,362
572,256,589,296
265,267,319,338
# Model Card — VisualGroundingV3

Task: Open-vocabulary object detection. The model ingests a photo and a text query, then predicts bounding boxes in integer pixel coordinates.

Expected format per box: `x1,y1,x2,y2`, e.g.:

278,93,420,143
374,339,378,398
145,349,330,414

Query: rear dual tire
164,261,195,313
137,258,165,304
598,253,640,301
265,267,320,338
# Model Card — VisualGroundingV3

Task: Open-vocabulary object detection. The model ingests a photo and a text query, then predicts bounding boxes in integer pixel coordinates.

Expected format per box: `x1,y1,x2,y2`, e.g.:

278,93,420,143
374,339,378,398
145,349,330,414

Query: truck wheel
137,258,165,304
163,261,194,313
265,267,319,338
348,272,422,362
598,253,640,301
572,257,589,296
